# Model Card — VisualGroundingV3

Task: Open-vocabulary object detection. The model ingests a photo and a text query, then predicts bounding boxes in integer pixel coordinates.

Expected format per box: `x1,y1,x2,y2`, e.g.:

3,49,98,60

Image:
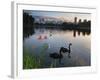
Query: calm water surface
23,26,91,68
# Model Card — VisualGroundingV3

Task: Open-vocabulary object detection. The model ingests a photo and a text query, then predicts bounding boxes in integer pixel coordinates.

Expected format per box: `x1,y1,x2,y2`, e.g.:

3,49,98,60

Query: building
78,19,82,23
74,17,77,24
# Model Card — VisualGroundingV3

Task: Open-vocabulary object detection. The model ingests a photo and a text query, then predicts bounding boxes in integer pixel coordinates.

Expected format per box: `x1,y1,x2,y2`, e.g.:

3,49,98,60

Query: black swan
49,43,72,64
60,43,72,53
49,52,63,59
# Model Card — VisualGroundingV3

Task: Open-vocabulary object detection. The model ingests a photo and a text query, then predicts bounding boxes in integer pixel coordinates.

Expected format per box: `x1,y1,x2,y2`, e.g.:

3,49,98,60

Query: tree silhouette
23,12,35,25
23,12,35,39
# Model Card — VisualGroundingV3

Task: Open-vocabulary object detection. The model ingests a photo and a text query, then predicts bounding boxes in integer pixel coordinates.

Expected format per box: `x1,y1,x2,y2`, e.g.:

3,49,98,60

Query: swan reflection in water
49,43,72,67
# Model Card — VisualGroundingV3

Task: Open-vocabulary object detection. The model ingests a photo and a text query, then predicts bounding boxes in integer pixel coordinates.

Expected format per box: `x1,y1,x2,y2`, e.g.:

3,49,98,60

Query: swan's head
69,43,72,46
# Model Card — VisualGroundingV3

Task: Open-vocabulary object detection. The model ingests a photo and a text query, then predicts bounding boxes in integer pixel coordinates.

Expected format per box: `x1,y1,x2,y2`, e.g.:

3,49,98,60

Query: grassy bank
23,43,48,69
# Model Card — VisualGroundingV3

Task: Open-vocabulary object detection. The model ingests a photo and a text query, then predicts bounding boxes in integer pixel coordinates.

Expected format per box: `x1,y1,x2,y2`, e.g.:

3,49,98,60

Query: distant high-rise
74,17,77,24
79,19,82,23
83,19,87,23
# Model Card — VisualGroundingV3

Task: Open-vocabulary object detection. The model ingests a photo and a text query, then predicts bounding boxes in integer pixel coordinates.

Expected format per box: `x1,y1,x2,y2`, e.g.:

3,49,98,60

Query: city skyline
23,10,91,22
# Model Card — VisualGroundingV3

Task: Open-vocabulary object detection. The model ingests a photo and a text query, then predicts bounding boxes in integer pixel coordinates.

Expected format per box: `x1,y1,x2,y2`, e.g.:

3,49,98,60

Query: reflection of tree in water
23,25,35,39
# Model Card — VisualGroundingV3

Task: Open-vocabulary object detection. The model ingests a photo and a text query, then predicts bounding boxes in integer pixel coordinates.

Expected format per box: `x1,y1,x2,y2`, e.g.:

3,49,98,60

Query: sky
23,10,91,22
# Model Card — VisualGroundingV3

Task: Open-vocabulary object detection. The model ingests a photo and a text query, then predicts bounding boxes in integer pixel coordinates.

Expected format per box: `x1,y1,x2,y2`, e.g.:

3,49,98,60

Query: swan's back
49,52,62,59
60,47,69,53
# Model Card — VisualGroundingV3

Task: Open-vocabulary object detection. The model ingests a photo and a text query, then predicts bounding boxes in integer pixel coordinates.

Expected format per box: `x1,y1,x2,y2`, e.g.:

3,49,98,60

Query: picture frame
11,1,97,78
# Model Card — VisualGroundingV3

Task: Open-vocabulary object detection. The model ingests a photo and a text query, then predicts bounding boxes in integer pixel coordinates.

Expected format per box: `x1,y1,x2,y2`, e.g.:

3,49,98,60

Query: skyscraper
79,19,82,23
83,19,87,23
74,17,77,24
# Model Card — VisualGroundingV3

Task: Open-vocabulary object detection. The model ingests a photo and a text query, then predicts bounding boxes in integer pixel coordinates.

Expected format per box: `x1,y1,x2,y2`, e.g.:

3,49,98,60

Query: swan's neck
60,51,62,56
69,45,71,53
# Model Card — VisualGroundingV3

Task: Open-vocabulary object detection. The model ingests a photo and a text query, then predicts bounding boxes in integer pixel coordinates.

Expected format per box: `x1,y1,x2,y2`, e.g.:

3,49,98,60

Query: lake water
23,26,91,68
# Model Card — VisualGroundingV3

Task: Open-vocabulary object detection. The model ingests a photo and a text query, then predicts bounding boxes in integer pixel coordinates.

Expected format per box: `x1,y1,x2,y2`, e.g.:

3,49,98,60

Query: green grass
23,48,39,69
23,43,49,69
